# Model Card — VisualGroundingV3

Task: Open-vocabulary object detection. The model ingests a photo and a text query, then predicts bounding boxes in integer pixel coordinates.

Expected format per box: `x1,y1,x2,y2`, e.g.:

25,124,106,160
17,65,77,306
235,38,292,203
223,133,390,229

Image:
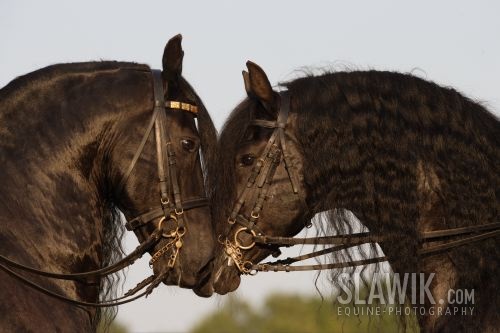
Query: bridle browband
223,91,500,275
0,69,208,307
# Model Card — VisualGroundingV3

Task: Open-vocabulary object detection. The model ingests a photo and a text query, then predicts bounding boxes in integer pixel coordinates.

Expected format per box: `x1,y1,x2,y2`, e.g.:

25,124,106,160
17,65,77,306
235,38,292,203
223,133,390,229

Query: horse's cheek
277,192,302,215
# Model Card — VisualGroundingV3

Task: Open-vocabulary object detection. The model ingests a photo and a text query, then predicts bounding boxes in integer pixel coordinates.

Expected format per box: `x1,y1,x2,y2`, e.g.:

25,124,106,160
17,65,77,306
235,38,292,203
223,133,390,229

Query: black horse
0,35,217,332
210,62,499,332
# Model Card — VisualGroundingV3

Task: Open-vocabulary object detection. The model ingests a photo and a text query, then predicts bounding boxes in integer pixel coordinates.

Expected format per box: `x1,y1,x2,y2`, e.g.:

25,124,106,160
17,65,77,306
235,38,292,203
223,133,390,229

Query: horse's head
112,35,216,296
211,62,310,295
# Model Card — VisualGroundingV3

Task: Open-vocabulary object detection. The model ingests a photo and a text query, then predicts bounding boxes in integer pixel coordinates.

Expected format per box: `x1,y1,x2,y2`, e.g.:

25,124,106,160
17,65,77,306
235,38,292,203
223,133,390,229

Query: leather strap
0,230,161,281
252,222,500,247
250,223,500,273
116,107,159,195
419,229,500,255
0,263,163,307
125,197,208,231
254,256,387,273
254,232,379,246
420,222,500,239
152,70,171,203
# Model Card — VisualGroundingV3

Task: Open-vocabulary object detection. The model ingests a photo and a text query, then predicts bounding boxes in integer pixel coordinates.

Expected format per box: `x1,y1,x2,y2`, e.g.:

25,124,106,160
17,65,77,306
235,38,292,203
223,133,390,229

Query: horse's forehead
165,112,198,138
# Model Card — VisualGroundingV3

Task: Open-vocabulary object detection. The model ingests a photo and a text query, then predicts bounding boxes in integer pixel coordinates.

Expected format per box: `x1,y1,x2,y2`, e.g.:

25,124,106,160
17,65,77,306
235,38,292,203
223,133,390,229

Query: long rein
223,91,500,275
0,69,203,307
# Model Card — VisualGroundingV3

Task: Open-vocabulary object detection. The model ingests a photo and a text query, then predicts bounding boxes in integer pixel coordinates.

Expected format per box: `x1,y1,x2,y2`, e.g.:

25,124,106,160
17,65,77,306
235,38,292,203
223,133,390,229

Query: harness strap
234,214,266,236
229,129,281,222
254,256,387,272
250,93,299,194
229,115,284,225
263,244,359,266
419,229,500,255
152,70,171,204
250,224,500,273
125,197,208,231
250,149,281,220
254,232,379,246
116,99,160,195
255,145,280,188
166,142,184,217
0,230,161,281
421,222,500,239
253,222,500,246
0,263,164,307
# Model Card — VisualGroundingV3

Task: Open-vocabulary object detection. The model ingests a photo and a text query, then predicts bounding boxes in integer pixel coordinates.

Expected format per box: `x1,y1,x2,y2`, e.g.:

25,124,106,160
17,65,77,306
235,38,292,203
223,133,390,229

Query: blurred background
1,1,498,332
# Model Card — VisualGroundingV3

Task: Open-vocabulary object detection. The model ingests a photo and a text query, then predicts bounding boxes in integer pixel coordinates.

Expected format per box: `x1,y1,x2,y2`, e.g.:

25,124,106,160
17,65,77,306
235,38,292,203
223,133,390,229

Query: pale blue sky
1,1,499,332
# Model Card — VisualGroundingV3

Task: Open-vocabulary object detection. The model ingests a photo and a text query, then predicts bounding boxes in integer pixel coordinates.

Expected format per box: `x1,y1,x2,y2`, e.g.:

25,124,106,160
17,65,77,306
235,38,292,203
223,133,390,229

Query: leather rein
223,91,500,275
0,69,208,307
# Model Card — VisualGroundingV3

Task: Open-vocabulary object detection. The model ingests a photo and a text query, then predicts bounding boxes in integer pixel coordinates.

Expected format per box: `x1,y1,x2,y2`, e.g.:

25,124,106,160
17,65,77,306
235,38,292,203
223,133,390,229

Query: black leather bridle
120,70,208,269
222,91,500,275
0,69,209,307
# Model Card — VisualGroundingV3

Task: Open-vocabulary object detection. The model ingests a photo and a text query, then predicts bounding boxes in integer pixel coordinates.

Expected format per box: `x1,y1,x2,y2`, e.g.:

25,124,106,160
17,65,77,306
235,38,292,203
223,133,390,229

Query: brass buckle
223,239,257,275
234,227,256,250
150,215,185,267
158,213,178,237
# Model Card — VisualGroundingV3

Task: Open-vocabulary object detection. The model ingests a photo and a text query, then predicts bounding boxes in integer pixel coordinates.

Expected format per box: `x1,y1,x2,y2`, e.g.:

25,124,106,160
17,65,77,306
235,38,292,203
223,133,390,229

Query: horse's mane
0,61,148,96
215,69,499,331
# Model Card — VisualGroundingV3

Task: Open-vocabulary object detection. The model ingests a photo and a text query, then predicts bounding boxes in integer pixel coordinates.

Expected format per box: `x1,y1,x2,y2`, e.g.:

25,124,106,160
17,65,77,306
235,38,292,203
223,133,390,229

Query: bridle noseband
222,91,500,276
0,69,208,307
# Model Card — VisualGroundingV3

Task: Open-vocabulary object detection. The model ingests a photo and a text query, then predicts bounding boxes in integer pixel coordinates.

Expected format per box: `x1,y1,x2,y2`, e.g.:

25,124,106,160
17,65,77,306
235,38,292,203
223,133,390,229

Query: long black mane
285,70,498,271
215,69,499,330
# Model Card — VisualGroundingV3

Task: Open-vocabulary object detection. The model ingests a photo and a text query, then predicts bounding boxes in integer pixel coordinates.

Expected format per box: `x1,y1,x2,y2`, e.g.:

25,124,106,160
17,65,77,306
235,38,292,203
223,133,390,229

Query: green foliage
190,297,259,333
190,293,417,333
97,318,129,333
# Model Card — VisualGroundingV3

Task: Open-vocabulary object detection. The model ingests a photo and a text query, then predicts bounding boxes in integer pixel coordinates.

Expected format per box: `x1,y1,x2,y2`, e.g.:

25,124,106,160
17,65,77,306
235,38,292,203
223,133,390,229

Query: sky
1,1,499,332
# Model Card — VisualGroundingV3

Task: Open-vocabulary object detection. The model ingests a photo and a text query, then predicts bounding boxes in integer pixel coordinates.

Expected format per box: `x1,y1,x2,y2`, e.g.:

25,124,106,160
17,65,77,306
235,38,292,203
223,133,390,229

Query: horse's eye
240,154,255,166
181,139,196,152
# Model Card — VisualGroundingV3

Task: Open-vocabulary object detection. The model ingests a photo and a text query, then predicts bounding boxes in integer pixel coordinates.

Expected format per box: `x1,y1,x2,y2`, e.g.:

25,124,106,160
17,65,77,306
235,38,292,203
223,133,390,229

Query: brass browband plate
165,100,198,114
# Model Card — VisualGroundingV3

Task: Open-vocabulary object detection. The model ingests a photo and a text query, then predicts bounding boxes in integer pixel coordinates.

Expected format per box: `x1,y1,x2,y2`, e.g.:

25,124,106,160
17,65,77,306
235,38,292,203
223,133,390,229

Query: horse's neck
0,133,108,274
0,71,132,273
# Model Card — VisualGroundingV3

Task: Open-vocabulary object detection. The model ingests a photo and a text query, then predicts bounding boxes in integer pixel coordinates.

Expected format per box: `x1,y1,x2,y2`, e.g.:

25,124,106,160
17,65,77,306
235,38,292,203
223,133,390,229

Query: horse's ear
246,61,279,117
162,34,184,83
242,70,251,95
